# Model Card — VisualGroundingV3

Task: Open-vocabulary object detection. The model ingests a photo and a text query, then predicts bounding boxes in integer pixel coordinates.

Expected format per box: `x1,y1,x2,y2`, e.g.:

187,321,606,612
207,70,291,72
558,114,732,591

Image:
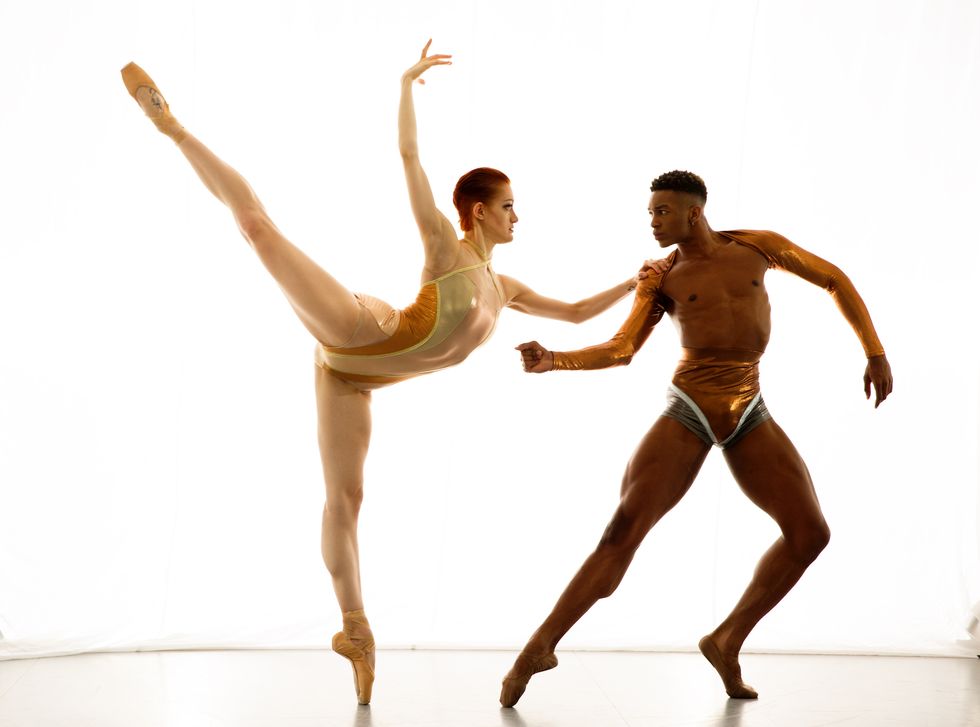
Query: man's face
648,190,697,247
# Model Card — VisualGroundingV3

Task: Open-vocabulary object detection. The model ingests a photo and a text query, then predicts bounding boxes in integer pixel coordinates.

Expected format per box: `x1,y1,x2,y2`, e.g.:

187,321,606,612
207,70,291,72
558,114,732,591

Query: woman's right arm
516,278,668,373
399,40,459,274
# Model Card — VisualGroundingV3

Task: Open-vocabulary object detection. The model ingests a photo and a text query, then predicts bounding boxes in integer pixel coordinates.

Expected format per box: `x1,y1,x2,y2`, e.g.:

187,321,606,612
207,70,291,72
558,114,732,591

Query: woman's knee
237,207,276,247
324,484,364,520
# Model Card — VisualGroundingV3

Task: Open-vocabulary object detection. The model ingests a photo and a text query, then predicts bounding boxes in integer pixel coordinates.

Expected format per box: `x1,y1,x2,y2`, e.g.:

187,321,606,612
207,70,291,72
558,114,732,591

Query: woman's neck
463,233,494,260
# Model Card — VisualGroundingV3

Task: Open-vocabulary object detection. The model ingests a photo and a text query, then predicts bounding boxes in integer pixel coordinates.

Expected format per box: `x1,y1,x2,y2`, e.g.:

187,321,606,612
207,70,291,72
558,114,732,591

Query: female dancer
122,41,650,704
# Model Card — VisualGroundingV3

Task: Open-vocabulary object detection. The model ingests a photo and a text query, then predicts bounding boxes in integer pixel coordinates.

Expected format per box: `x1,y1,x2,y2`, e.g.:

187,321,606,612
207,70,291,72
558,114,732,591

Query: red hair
452,167,511,232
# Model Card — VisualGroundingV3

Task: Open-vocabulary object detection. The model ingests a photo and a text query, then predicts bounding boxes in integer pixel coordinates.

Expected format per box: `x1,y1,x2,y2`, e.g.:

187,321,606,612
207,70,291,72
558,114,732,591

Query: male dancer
501,170,892,705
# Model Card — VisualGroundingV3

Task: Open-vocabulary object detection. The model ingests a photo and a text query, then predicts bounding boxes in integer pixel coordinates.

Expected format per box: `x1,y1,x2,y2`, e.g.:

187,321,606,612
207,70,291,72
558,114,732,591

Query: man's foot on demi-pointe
698,635,758,699
499,651,559,707
120,62,187,143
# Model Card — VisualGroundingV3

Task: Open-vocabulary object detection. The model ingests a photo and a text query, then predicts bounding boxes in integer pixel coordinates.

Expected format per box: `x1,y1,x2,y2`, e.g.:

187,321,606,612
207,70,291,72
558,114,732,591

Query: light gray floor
0,649,977,727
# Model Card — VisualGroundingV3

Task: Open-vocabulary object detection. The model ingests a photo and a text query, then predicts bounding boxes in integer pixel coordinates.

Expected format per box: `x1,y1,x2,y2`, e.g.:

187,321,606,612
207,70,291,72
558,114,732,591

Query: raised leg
699,419,831,699
123,63,387,348
316,364,376,703
501,417,711,707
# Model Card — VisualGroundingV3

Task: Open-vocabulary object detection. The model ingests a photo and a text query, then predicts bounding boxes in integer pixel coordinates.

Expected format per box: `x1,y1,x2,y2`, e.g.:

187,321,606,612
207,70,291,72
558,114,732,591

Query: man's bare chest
661,251,769,315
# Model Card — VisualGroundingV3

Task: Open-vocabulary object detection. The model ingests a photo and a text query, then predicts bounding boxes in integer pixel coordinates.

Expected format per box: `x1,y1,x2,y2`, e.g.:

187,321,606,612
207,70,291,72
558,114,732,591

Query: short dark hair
453,167,511,232
650,170,707,204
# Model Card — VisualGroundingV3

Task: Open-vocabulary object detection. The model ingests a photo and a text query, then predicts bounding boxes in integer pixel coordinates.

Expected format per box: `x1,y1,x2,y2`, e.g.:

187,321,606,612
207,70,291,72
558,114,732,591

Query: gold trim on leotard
316,244,505,387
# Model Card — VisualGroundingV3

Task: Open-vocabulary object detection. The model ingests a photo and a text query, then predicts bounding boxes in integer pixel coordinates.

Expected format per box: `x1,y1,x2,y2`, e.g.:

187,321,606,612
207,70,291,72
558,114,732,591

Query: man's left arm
754,231,893,407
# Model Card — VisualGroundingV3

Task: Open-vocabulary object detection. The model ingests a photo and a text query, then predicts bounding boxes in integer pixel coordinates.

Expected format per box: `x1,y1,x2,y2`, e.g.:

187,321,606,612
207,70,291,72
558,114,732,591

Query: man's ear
688,204,703,226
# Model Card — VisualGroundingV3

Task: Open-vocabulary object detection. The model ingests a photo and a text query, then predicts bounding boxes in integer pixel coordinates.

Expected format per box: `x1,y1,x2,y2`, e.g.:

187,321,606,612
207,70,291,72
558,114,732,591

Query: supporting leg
316,365,376,704
501,417,711,707
699,419,831,699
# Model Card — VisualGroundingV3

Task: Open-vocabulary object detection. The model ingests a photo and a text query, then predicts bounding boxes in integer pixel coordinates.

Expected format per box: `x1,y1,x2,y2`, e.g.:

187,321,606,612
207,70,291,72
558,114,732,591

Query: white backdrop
1,0,978,660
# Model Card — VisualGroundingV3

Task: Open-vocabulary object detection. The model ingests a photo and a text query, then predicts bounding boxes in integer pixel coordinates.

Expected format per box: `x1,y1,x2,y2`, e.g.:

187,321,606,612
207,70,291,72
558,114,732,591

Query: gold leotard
316,243,506,388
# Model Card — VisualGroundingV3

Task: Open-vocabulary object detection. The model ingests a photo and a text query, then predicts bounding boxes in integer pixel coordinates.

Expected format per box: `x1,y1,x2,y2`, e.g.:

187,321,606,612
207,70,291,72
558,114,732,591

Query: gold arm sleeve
736,230,885,358
551,278,666,371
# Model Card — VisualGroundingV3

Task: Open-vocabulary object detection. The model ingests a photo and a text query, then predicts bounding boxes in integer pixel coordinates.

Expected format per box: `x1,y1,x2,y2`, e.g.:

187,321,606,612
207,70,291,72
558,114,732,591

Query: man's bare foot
698,635,758,699
499,651,559,707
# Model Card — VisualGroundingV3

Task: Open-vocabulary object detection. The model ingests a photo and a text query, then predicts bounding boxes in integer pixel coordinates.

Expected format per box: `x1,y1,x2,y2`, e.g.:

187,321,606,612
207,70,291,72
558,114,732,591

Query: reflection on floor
0,649,977,727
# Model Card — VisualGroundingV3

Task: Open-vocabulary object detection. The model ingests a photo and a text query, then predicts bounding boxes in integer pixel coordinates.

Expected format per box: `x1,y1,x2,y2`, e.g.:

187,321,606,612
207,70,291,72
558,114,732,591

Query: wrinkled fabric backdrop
1,0,977,659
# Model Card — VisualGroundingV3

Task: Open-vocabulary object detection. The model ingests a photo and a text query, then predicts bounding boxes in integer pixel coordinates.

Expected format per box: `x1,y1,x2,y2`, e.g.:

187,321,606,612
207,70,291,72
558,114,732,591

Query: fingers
638,257,668,275
411,38,452,83
413,54,453,85
864,356,893,408
874,375,894,408
875,378,887,408
637,258,657,280
869,375,893,408
419,38,450,63
515,341,546,372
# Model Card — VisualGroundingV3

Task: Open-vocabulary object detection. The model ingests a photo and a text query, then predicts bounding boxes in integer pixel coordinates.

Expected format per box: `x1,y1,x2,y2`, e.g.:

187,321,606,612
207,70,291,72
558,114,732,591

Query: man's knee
590,520,641,600
788,520,830,563
598,507,641,551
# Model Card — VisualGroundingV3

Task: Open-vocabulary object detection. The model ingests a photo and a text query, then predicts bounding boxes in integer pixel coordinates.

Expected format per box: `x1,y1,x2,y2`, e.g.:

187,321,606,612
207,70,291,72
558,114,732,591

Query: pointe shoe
499,651,558,708
332,631,375,705
120,62,187,143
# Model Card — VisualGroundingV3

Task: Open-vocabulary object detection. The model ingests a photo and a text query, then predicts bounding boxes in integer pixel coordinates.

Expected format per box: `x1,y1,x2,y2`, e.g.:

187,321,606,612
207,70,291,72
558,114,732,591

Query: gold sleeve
551,277,667,371
734,230,885,358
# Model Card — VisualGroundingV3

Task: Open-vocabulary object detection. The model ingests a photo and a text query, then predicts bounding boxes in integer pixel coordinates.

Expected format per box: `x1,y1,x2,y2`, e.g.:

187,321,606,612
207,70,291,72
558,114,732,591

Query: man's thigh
721,419,826,530
617,416,712,525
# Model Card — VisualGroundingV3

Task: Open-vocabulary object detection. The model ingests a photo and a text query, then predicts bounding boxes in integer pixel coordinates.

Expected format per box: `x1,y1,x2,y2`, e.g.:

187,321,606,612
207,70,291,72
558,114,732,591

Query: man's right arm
516,279,667,373
733,229,893,406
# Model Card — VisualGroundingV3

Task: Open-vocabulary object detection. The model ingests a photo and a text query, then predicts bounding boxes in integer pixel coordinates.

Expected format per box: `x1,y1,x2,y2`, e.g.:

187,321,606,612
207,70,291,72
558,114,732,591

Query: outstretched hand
402,39,452,85
636,257,671,282
515,341,554,373
864,354,893,408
